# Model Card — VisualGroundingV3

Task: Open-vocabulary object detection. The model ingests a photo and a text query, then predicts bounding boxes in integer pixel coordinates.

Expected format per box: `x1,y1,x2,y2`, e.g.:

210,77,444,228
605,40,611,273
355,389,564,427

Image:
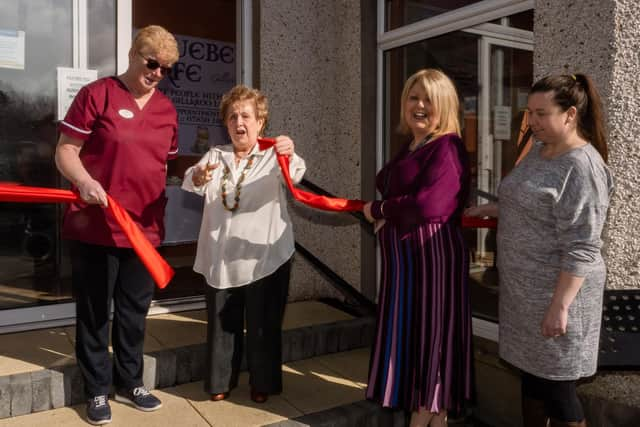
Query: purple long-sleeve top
370,133,469,236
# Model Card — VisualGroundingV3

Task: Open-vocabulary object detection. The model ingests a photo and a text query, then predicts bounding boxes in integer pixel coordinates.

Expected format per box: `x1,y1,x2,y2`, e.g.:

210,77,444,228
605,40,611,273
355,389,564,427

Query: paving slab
279,357,365,414
0,329,75,376
312,348,370,388
282,302,353,330
176,380,303,427
145,312,207,349
0,386,210,427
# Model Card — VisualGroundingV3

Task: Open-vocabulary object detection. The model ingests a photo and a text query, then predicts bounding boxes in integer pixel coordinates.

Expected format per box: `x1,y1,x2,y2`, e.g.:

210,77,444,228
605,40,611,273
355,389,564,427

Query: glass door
380,15,533,327
0,0,118,332
0,0,74,313
469,37,532,321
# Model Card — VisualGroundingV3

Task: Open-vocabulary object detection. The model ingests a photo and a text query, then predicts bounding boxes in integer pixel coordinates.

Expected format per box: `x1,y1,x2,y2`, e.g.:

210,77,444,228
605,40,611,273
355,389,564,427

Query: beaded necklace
220,155,254,212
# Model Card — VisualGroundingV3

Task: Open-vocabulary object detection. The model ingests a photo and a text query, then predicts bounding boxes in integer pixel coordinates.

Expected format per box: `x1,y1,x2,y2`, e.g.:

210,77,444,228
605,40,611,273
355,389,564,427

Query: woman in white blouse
182,85,306,404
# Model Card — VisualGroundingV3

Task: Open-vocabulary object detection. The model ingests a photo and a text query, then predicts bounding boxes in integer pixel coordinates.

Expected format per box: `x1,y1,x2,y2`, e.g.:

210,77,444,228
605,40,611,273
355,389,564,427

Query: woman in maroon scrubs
55,25,179,425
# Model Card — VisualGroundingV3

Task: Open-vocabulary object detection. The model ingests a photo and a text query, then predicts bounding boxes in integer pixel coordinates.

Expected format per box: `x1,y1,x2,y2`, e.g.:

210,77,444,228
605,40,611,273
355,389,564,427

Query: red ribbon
257,137,497,229
0,183,174,288
258,137,365,211
461,216,497,229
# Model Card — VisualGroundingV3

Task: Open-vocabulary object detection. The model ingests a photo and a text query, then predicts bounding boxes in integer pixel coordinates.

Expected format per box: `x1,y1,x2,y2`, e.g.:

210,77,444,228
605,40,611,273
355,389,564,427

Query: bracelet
380,201,386,217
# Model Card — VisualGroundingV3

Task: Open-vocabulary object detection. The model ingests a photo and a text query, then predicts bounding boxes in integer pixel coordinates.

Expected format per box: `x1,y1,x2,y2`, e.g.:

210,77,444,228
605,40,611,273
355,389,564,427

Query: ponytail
530,73,608,163
574,74,608,163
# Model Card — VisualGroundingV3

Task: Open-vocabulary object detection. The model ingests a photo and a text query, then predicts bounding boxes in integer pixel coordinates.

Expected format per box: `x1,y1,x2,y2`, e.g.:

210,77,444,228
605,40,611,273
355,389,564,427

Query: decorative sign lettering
158,34,236,157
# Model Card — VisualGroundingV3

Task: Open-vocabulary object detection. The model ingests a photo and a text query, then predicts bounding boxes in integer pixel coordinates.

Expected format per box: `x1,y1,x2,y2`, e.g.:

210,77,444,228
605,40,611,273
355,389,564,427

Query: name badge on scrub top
118,109,134,119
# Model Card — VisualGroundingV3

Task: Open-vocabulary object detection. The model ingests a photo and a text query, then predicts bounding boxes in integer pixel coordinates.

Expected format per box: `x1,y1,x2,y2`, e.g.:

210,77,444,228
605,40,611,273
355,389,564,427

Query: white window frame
376,0,534,342
0,0,252,334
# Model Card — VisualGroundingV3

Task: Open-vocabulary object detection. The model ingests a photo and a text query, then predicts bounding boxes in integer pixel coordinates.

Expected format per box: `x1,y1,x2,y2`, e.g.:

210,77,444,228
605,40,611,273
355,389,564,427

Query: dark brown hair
530,73,608,162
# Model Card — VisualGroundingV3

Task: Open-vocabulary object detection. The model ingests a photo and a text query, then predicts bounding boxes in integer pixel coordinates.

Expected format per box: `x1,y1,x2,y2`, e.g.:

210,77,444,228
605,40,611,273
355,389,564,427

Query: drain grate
598,290,640,368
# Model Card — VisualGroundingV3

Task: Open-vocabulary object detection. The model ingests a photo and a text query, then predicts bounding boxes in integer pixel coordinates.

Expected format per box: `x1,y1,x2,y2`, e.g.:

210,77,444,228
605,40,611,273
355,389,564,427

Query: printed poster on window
160,34,235,245
0,29,25,70
56,67,98,120
158,34,235,157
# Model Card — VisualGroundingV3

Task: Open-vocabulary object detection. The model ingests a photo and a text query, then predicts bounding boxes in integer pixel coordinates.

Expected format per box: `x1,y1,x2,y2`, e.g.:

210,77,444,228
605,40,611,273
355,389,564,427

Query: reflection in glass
383,30,533,321
0,0,74,309
385,0,484,31
89,2,117,77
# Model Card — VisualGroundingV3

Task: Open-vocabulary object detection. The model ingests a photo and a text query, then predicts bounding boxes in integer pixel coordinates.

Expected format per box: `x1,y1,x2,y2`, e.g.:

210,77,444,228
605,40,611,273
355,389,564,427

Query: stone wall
534,0,640,289
258,0,363,300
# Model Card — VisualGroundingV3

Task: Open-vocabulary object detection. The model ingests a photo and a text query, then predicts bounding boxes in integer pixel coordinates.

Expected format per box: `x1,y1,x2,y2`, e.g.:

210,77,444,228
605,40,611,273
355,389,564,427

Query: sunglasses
138,53,172,76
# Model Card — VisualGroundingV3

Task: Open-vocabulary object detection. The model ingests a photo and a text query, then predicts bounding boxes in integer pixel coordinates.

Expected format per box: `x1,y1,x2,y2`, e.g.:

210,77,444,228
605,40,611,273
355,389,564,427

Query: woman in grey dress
467,74,613,427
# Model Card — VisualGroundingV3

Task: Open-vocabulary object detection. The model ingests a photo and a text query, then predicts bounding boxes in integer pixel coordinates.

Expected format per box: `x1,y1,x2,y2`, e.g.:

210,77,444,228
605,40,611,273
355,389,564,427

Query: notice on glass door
0,30,25,70
493,105,512,141
56,67,98,120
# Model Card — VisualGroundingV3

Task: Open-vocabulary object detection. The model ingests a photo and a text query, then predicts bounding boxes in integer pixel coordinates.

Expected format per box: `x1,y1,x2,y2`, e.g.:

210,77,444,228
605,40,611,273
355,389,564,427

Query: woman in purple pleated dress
363,69,474,426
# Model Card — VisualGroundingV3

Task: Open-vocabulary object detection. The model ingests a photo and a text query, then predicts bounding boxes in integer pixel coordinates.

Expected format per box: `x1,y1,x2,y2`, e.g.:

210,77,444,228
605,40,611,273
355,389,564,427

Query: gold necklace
220,156,254,211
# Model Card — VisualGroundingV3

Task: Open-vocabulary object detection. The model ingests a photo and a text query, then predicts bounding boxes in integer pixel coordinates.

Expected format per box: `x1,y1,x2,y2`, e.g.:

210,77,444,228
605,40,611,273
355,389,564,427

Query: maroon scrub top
59,76,178,247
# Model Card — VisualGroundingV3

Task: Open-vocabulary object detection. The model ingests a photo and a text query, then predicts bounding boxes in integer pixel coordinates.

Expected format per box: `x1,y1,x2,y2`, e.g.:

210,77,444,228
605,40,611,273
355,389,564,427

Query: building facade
0,4,638,419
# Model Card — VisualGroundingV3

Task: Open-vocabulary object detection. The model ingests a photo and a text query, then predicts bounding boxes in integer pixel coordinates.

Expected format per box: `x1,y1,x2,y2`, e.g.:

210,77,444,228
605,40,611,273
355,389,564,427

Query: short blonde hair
220,85,269,133
132,25,179,64
398,69,461,137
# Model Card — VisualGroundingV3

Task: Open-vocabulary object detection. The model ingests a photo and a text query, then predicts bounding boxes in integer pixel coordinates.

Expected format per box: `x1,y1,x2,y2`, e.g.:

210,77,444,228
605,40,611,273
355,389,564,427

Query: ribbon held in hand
461,216,497,229
257,137,365,212
0,183,174,288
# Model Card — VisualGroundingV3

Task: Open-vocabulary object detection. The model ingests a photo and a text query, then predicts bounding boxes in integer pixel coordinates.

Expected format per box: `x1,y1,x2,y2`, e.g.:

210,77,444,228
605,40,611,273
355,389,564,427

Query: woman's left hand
363,202,375,223
541,302,569,338
274,135,295,158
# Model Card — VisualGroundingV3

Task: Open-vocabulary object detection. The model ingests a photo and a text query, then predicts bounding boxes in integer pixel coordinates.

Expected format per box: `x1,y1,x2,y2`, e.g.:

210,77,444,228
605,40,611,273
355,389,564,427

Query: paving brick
338,321,362,352
0,376,10,419
62,364,84,406
312,323,329,357
30,370,51,412
153,350,177,388
9,373,32,416
281,329,292,363
392,408,408,427
300,326,316,360
49,368,65,409
142,354,157,390
360,317,376,347
288,328,305,362
263,420,308,427
174,346,192,385
343,401,373,427
189,344,205,381
325,322,341,354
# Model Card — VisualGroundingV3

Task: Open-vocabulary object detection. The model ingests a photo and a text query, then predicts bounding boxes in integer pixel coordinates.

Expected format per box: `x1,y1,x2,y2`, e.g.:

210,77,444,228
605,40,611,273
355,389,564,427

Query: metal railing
295,178,376,317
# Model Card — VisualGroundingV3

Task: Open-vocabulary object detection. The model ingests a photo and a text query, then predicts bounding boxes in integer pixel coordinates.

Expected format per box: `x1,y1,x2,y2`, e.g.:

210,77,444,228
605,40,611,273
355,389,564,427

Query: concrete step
0,301,375,420
0,349,376,426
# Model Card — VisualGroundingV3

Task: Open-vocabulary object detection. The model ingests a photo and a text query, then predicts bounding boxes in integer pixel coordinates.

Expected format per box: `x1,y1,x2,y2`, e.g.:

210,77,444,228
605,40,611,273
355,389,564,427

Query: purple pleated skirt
366,221,474,412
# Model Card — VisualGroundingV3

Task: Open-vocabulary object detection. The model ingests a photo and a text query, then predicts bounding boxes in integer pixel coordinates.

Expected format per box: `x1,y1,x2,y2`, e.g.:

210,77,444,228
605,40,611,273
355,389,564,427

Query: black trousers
521,371,585,422
204,260,291,395
70,241,155,398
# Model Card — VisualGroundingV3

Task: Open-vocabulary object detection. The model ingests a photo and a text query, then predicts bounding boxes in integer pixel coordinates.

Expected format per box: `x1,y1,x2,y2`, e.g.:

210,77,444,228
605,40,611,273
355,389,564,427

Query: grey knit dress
497,141,613,380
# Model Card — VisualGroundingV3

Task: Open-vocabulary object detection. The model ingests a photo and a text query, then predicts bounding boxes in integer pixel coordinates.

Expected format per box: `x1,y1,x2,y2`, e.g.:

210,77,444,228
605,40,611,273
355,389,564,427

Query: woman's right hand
464,202,498,218
77,177,108,207
192,162,219,187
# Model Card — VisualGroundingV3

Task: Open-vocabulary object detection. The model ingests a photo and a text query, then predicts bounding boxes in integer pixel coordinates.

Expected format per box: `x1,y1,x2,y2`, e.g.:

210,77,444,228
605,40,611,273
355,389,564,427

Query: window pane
88,1,117,77
383,30,533,322
0,0,73,309
132,0,238,301
489,10,534,31
386,0,484,31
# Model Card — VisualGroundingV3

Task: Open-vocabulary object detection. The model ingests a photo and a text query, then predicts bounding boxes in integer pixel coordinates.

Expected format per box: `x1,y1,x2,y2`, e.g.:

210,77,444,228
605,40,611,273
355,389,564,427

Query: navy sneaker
115,386,162,412
86,395,111,425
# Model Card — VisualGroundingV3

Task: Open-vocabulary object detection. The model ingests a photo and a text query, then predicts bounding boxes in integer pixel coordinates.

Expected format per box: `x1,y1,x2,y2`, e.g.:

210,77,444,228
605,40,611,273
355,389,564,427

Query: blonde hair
398,69,460,137
132,25,179,64
220,85,269,133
